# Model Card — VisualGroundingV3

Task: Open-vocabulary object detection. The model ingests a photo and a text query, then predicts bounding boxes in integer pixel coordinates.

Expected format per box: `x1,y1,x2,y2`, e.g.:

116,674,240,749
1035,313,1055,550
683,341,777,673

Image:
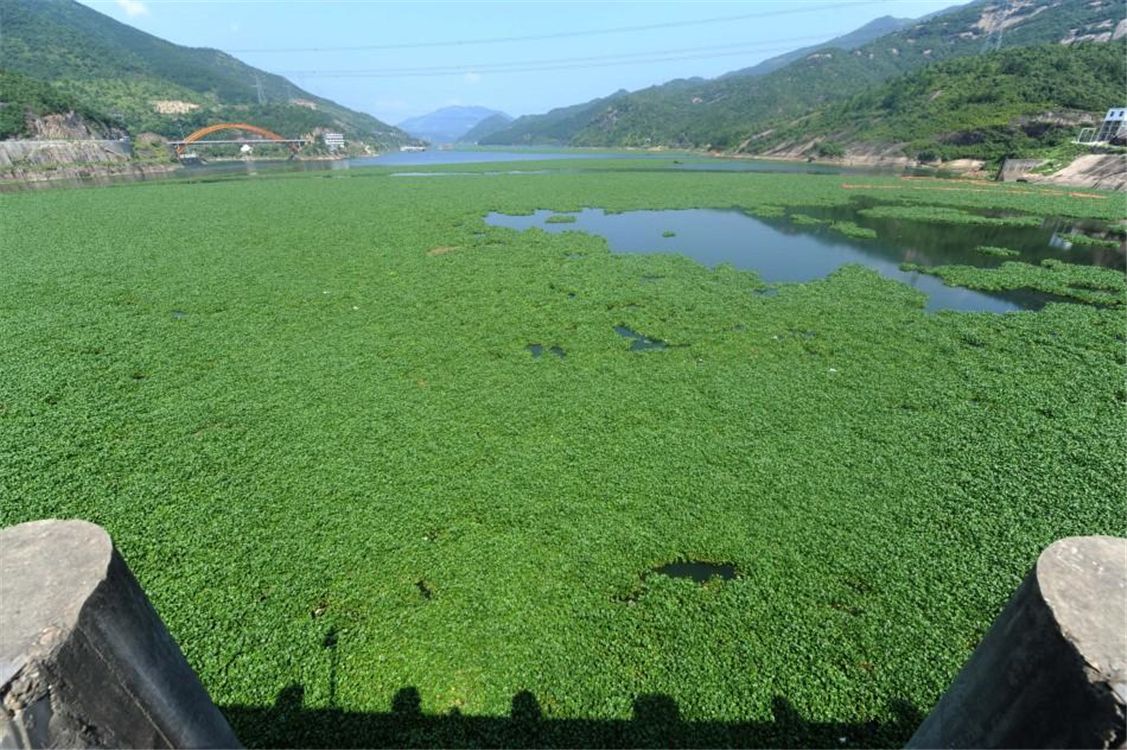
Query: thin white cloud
374,99,412,113
115,0,149,17
463,71,482,85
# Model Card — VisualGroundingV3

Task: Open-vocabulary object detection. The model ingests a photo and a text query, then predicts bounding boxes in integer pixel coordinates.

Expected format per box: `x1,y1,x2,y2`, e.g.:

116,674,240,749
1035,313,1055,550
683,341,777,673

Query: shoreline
0,161,181,186
1,146,1119,192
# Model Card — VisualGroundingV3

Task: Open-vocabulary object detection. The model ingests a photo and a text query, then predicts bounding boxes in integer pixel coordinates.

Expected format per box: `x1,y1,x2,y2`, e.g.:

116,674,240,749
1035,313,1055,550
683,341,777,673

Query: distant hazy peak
398,106,512,143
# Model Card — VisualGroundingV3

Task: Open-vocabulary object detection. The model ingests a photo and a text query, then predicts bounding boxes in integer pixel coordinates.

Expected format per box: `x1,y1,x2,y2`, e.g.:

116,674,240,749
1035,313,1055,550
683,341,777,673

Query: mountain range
481,0,1126,158
1,0,1124,166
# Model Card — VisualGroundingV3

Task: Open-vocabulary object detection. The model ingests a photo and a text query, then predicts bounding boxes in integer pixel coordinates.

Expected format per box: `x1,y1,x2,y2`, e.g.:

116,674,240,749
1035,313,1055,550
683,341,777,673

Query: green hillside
482,0,1126,150
750,41,1127,162
482,91,629,146
719,15,914,79
0,0,409,145
0,68,116,139
458,113,516,144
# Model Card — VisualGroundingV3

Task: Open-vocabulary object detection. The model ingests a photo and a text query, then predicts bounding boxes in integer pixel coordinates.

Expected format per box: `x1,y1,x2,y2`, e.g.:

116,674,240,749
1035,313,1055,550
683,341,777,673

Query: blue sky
80,0,963,124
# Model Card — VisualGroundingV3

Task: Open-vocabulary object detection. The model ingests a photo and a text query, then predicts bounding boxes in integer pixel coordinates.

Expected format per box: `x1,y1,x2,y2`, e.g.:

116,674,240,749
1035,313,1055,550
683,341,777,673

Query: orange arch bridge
171,123,305,156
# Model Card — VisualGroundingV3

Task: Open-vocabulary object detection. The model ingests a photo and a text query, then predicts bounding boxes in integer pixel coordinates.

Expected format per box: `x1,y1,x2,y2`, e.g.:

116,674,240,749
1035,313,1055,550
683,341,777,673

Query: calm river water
486,207,1123,313
1,148,917,192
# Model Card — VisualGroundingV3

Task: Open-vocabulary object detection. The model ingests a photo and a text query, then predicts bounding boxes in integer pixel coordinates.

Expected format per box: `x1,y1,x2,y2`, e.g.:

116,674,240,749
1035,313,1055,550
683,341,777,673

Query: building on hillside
1092,108,1126,143
1076,107,1126,145
323,132,345,151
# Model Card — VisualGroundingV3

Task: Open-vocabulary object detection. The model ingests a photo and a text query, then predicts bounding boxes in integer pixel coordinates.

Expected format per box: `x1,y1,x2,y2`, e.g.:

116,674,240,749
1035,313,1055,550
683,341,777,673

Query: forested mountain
0,0,410,144
458,113,516,144
0,68,116,139
482,0,1126,151
399,106,510,144
750,41,1126,162
482,91,630,147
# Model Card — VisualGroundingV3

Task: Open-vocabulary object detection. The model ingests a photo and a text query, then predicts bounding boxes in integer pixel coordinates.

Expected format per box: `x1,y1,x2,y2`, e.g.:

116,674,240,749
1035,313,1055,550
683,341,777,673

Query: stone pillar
0,519,240,748
907,535,1126,749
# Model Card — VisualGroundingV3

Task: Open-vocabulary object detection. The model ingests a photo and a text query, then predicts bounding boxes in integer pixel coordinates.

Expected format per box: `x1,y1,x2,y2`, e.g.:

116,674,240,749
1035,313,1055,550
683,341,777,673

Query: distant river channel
1,147,918,192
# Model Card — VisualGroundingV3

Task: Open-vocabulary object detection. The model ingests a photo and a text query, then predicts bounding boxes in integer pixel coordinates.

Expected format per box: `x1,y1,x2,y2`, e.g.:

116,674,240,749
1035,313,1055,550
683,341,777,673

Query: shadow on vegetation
222,684,923,748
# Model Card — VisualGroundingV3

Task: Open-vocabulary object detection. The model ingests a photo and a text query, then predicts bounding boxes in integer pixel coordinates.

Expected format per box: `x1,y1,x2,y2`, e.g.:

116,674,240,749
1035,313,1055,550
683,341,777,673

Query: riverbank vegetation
1,164,1123,748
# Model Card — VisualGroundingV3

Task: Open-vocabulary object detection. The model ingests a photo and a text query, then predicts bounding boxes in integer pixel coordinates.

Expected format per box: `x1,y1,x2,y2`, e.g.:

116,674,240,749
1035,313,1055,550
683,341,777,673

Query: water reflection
485,208,1122,313
1,148,937,193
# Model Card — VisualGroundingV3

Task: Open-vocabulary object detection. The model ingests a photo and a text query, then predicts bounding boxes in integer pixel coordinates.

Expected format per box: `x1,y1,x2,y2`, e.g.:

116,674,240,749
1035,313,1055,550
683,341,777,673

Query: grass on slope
1,166,1123,748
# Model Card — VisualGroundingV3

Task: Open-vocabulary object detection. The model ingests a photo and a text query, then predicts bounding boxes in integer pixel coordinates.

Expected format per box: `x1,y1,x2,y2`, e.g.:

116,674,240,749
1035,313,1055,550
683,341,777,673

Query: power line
279,35,838,78
284,45,829,79
981,0,1011,52
228,1,881,54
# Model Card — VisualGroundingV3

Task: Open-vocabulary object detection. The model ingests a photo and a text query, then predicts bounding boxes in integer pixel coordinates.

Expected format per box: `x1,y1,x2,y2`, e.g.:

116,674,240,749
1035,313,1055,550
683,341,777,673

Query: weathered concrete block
0,519,239,748
907,535,1126,749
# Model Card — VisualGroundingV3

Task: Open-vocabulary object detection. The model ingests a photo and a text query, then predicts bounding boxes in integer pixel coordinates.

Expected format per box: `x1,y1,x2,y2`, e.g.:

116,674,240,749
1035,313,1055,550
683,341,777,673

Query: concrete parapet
0,519,239,748
907,535,1126,749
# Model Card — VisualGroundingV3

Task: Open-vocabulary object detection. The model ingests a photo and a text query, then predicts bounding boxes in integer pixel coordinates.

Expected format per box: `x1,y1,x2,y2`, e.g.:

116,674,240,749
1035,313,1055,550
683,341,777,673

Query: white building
1094,108,1126,143
323,132,345,151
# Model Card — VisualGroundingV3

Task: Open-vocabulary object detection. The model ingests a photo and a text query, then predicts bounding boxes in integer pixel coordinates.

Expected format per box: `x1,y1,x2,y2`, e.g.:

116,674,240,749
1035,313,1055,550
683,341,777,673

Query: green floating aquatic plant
1057,232,1121,249
975,245,1020,258
789,213,829,226
915,258,1125,307
859,204,1043,228
830,221,878,239
0,162,1122,750
745,205,786,218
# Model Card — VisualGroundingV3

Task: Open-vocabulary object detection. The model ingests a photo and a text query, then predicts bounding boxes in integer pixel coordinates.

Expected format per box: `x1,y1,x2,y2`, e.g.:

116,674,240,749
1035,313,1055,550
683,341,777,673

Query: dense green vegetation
758,41,1127,162
1062,232,1123,249
975,245,1020,258
0,69,114,139
905,257,1126,306
829,220,878,239
1,163,1123,747
0,0,409,143
858,205,1044,227
482,0,1125,152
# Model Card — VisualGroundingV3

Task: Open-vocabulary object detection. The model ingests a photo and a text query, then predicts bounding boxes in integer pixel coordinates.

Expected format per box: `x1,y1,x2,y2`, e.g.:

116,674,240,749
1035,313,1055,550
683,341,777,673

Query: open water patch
528,344,566,358
651,561,738,583
615,326,667,351
485,208,1123,313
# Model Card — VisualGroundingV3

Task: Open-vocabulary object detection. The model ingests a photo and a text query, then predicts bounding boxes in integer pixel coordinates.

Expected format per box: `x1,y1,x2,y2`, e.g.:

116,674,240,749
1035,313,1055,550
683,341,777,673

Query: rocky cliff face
0,140,131,170
1041,154,1127,191
1,110,137,173
24,111,124,140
